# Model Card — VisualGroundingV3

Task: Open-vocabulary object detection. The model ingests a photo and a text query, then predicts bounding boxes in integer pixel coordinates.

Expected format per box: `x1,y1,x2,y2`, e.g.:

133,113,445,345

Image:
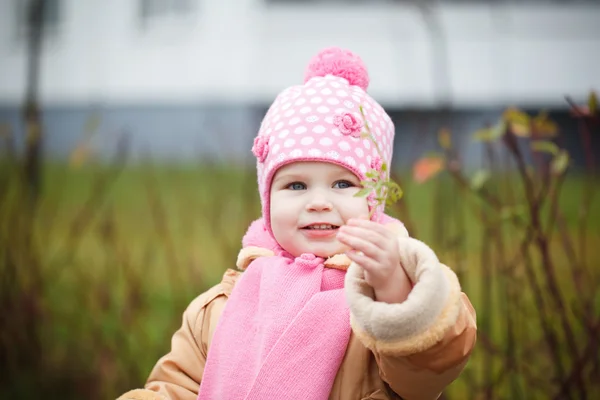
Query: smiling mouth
301,224,340,230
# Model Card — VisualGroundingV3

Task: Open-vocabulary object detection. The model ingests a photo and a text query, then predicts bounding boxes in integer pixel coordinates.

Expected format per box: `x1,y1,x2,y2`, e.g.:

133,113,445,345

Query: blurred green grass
2,161,599,399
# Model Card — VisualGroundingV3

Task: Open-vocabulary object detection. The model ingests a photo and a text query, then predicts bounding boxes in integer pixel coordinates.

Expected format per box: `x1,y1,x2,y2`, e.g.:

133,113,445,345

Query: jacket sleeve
345,237,477,400
117,270,239,400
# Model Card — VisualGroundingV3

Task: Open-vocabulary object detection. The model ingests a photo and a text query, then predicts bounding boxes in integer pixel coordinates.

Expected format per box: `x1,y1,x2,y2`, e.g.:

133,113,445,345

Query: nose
306,190,333,212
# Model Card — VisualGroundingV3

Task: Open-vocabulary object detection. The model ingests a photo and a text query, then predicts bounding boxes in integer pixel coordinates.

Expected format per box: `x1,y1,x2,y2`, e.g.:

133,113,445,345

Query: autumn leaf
532,111,558,137
503,107,531,137
531,140,559,156
412,155,445,184
473,122,505,142
551,150,570,175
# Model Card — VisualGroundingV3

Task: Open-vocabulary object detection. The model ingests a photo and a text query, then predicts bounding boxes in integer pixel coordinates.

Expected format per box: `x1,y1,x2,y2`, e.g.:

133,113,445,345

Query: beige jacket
119,225,477,400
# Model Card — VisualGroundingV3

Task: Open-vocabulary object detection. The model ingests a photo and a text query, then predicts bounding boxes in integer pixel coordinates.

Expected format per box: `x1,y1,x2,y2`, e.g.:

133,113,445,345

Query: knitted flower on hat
253,47,396,233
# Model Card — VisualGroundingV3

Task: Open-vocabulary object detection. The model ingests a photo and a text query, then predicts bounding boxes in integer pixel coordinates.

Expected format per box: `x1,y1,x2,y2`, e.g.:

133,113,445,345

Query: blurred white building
0,0,598,109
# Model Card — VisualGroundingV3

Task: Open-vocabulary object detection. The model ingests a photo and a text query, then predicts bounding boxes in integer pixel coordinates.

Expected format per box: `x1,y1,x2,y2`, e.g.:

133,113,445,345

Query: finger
347,218,394,238
346,249,380,272
337,231,381,260
338,225,387,250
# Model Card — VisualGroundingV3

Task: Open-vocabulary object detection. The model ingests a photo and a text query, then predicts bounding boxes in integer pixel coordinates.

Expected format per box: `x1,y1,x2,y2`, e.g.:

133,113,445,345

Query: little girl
119,47,476,400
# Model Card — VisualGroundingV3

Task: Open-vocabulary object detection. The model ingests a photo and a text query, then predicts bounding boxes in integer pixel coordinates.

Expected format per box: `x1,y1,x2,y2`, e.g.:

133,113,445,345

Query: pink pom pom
304,47,370,91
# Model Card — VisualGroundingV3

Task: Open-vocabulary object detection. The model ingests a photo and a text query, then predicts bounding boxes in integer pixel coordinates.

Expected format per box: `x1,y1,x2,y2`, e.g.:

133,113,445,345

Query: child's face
270,162,369,258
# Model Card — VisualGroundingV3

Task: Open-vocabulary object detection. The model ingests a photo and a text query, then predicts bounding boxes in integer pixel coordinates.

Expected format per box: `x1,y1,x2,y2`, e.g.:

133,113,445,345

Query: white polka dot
288,117,301,125
336,90,348,97
359,164,367,173
363,139,371,149
355,147,364,157
382,135,387,145
316,81,326,87
290,149,303,158
306,88,316,95
268,161,275,170
338,141,351,151
308,148,322,157
331,127,341,136
363,102,371,109
317,106,330,114
325,116,334,124
272,114,281,123
380,119,386,128
284,138,296,148
352,95,361,102
375,127,382,137
367,155,372,165
344,156,356,166
313,125,326,134
294,126,307,134
343,100,354,108
271,144,280,154
275,121,284,130
300,136,314,145
335,108,347,114
330,81,340,88
321,88,333,95
295,98,306,106
266,127,272,135
276,153,286,163
278,129,290,138
373,107,381,116
326,151,340,160
310,97,323,104
306,115,318,123
300,107,311,114
284,109,295,117
319,137,333,146
281,102,292,110
327,98,340,105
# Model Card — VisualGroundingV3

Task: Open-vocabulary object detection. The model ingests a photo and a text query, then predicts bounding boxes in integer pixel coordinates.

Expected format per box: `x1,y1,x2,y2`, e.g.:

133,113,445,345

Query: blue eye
333,180,354,189
287,182,306,190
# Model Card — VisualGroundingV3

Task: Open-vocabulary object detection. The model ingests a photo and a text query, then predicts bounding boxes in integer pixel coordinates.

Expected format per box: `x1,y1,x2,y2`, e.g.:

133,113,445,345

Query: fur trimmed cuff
116,389,168,400
236,246,275,270
345,237,463,356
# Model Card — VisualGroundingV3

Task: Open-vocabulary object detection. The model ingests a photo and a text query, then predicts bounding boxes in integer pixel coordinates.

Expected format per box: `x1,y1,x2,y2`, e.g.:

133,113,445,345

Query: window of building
138,0,196,29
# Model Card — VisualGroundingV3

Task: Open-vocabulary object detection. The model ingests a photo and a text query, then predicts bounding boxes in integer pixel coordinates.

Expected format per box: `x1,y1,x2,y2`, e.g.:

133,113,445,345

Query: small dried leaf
532,111,558,137
470,169,491,191
438,128,452,150
503,107,530,125
531,140,559,156
473,122,505,142
551,151,570,175
413,156,445,184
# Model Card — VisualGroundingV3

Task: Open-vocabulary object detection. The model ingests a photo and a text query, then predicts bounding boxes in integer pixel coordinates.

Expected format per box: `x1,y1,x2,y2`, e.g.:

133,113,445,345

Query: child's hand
337,218,412,304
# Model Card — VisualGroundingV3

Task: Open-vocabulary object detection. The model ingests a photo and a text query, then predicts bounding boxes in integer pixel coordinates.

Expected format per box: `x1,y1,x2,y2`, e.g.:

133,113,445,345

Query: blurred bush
1,95,599,399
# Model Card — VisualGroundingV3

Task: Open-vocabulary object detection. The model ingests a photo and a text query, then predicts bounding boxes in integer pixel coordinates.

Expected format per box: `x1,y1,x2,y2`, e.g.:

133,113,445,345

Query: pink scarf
197,251,351,400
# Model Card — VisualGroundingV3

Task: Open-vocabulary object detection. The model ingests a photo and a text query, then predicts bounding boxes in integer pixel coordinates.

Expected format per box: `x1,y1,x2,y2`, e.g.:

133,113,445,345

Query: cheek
340,196,369,219
269,193,294,238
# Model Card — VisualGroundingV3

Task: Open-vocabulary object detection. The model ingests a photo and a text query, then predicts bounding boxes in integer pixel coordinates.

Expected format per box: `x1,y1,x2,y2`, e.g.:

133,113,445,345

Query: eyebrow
272,173,304,185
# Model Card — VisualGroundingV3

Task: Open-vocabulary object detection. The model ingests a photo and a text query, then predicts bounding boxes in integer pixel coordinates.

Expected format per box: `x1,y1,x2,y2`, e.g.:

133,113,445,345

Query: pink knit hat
252,47,396,234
